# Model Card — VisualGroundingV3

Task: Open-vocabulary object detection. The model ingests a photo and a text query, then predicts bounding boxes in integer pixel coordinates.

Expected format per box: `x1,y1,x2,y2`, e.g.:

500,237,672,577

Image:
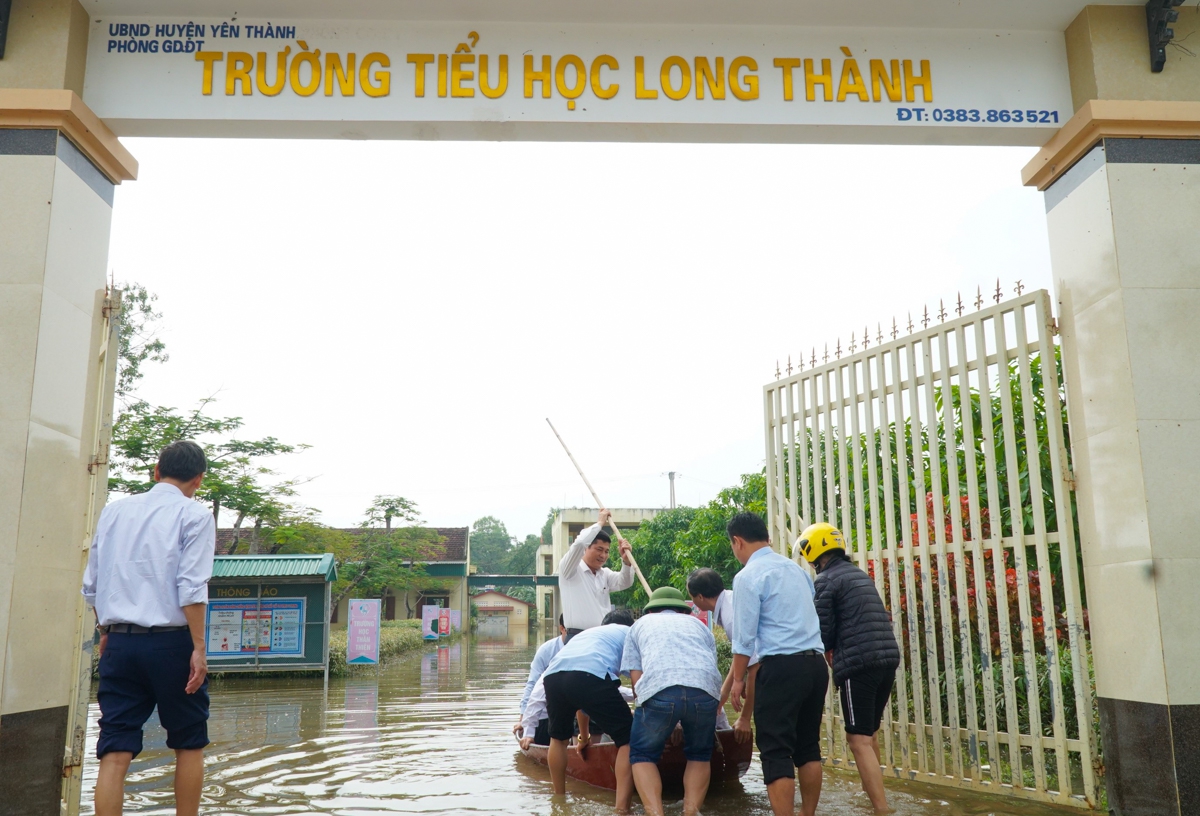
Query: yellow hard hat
796,522,846,563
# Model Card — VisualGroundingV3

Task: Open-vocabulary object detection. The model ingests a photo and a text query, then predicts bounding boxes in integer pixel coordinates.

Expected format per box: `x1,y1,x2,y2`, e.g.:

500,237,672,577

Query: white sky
110,138,1052,540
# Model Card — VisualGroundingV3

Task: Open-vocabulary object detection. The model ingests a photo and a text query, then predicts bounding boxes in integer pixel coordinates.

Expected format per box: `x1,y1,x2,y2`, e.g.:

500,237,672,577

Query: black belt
761,649,824,659
107,624,190,634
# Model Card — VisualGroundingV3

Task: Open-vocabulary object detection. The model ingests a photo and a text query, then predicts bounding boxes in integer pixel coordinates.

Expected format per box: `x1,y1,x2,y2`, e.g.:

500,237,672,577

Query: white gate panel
764,289,1096,808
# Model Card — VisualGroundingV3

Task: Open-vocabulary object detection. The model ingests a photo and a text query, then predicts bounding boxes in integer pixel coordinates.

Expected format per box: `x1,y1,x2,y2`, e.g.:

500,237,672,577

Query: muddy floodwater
82,628,1080,816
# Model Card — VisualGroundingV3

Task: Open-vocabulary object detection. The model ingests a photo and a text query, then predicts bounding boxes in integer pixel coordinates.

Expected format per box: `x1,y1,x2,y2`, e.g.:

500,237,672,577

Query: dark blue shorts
96,630,209,758
629,685,719,765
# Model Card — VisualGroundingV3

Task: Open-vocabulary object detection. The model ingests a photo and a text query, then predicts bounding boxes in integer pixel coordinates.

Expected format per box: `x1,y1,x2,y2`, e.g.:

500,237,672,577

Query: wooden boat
518,729,753,791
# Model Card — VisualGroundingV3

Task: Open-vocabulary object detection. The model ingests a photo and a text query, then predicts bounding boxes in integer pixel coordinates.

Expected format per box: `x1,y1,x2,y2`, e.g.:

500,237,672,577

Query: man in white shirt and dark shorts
557,508,634,639
82,441,216,816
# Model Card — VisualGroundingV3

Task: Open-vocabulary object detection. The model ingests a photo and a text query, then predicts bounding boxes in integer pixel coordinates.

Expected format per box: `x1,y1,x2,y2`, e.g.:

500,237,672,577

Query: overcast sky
109,138,1052,540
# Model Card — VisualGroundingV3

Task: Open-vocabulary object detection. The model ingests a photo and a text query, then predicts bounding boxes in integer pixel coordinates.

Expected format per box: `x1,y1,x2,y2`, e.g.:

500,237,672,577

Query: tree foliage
609,471,767,609
469,515,516,574
108,284,310,539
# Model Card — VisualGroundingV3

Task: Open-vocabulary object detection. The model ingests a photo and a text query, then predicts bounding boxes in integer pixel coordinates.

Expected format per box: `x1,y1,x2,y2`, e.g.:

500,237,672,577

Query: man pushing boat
558,508,635,639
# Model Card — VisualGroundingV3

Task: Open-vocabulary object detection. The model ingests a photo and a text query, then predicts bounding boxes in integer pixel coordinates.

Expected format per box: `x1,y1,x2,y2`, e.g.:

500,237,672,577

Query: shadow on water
82,628,1081,815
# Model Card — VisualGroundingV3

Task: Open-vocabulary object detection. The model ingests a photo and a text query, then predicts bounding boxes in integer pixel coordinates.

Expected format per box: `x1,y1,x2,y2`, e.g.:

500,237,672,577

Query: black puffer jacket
813,556,900,684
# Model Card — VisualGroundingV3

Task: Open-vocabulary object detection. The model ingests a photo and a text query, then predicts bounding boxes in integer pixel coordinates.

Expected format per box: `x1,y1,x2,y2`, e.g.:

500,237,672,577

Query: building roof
472,590,532,609
212,554,338,582
213,527,468,562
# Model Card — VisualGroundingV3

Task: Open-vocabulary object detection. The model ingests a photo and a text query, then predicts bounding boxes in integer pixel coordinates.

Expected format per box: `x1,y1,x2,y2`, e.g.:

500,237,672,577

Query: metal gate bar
764,289,1097,808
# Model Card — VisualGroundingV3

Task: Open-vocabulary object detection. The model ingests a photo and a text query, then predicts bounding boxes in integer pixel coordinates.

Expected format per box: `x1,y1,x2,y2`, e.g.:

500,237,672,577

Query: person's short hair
591,530,612,546
602,608,634,627
558,614,565,628
687,568,725,599
158,440,207,481
727,512,769,543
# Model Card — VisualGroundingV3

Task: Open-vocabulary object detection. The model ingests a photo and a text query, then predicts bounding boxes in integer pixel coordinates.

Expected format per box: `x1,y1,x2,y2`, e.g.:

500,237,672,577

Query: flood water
82,627,1077,815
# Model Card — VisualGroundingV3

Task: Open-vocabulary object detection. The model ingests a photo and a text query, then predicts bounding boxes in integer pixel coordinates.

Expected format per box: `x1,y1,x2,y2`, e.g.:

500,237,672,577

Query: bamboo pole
545,419,654,597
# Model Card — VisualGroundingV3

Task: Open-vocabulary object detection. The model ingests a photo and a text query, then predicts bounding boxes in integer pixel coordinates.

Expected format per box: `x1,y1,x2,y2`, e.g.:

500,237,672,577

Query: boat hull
519,729,752,791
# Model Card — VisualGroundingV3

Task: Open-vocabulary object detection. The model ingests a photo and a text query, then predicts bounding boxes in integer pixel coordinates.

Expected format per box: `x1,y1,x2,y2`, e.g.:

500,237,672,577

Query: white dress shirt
713,589,758,666
557,522,634,630
82,482,217,627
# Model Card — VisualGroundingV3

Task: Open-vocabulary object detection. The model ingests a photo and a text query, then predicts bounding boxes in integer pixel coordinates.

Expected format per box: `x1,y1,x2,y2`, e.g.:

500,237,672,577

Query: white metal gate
763,289,1097,808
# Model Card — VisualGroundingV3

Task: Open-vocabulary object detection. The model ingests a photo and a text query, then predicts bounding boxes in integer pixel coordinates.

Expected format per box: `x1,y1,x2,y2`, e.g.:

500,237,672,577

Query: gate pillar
1027,103,1200,815
0,3,137,811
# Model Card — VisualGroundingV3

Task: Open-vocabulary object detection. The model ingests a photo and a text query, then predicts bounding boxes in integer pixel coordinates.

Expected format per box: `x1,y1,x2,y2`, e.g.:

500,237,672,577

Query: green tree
365,495,421,529
503,533,541,575
114,283,168,404
470,515,515,573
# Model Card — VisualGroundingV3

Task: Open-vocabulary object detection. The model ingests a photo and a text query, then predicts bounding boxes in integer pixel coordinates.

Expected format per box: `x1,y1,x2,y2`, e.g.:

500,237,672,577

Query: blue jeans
629,685,719,765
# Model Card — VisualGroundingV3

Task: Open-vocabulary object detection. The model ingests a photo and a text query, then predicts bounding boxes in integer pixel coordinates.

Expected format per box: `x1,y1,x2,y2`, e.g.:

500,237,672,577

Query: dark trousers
754,653,828,785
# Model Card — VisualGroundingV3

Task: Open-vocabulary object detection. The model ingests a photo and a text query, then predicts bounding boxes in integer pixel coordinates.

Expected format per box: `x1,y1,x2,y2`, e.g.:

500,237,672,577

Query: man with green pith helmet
621,587,724,816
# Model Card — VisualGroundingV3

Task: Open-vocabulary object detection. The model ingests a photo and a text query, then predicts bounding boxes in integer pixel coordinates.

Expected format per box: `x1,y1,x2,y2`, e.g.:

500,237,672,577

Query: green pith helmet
643,586,692,614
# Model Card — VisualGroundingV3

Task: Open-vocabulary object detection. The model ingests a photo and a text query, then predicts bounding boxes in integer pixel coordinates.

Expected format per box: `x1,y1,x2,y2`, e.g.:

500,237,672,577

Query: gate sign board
83,18,1071,145
347,599,381,665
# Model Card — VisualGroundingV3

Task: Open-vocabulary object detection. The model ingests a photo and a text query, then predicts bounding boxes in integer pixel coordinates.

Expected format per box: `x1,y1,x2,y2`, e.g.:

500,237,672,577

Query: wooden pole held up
546,418,654,597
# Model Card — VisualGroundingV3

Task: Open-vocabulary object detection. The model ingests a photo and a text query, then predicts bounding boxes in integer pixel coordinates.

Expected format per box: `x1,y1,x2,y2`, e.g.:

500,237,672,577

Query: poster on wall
421,605,440,640
206,599,306,658
346,599,381,665
438,608,451,638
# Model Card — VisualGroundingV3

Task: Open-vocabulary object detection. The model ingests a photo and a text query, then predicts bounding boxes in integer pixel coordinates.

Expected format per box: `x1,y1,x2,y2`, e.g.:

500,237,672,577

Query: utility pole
668,472,676,509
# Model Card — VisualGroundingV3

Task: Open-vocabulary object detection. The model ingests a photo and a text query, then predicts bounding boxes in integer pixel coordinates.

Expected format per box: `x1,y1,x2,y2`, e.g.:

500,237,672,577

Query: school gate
1,2,1197,815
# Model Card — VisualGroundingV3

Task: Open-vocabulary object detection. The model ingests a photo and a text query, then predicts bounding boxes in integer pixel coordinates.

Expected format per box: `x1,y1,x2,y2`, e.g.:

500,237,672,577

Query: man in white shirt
557,508,634,639
82,441,216,816
687,567,758,743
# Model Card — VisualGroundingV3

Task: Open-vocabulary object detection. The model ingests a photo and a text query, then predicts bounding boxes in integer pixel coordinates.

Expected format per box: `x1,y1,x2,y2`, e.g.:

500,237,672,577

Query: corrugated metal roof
212,554,337,582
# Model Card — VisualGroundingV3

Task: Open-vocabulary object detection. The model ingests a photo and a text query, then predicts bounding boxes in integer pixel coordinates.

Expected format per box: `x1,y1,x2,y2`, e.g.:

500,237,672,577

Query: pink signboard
439,608,451,638
421,605,440,640
449,609,462,633
347,599,381,665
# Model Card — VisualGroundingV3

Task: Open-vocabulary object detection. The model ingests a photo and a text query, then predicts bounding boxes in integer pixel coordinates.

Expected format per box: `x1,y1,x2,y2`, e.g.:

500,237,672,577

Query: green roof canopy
212,554,337,583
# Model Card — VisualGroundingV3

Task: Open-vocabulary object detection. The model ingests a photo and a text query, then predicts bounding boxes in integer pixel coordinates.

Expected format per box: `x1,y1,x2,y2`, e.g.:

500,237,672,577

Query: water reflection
81,627,1077,815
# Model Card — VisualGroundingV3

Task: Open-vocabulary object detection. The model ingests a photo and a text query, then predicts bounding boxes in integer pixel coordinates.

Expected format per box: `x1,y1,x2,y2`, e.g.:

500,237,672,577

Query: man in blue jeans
622,587,724,816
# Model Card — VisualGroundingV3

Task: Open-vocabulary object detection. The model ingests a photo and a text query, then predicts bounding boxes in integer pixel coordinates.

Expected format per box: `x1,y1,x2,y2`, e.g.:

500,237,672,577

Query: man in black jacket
797,522,900,815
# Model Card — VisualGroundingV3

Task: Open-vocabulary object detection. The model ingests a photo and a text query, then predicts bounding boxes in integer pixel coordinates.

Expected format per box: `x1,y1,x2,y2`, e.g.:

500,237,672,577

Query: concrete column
1026,104,1200,815
1,4,137,810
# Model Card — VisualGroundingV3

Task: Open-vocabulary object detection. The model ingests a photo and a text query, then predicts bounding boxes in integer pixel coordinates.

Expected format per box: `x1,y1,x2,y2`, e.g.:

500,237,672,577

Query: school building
213,526,471,627
471,590,533,636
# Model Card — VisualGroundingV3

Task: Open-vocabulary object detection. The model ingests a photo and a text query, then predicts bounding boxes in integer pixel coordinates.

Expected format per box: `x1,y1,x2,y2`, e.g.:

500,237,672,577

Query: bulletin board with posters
205,555,335,672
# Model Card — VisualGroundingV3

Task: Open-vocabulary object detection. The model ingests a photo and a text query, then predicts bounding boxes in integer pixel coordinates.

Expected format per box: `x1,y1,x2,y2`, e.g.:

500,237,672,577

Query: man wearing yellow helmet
798,522,900,815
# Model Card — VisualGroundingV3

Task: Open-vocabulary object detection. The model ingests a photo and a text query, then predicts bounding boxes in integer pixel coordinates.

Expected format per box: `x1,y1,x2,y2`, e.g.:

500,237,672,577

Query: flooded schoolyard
81,628,1081,815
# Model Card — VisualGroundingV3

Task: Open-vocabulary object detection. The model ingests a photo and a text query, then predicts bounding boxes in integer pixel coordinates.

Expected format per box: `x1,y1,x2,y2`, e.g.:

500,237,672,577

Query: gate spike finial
938,299,947,323
811,347,817,369
891,318,899,340
907,312,915,334
878,323,885,345
1014,279,1025,296
823,344,829,364
775,360,781,378
956,292,965,317
835,338,842,359
994,278,1003,304
849,332,857,354
787,355,793,375
862,325,870,349
799,355,805,372
975,285,984,311
921,305,931,329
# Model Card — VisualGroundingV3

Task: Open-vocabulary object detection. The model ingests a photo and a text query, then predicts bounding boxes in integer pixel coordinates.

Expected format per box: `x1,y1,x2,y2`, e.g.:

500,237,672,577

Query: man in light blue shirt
727,512,827,816
511,615,567,745
622,587,723,816
541,609,636,810
83,441,216,816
